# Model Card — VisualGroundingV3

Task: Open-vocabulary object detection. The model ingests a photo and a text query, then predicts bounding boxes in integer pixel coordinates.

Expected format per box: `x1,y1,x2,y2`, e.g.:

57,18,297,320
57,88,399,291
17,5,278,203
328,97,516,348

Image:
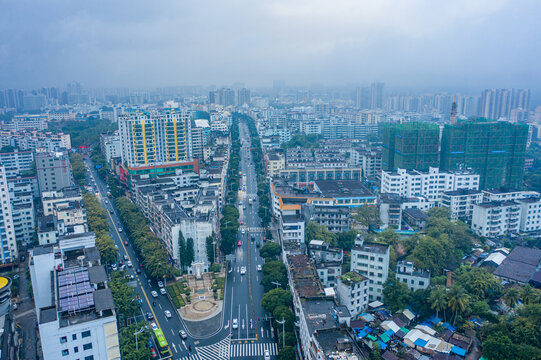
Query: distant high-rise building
479,89,530,120
370,82,385,109
208,88,235,106
440,120,528,189
118,109,192,168
382,122,440,171
355,87,370,109
237,88,251,106
273,80,286,93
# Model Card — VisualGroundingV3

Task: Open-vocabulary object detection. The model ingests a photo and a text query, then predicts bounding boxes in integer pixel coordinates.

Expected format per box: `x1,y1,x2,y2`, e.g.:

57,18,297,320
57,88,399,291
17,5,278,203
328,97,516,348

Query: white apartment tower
350,235,389,301
0,166,17,264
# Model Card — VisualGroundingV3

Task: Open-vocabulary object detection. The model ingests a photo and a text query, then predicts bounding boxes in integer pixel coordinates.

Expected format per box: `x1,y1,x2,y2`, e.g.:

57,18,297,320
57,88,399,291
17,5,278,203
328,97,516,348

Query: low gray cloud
0,0,539,91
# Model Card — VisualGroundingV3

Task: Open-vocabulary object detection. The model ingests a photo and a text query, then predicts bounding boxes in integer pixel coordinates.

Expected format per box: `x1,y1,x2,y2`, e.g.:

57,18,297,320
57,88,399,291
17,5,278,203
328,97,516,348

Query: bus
153,328,169,355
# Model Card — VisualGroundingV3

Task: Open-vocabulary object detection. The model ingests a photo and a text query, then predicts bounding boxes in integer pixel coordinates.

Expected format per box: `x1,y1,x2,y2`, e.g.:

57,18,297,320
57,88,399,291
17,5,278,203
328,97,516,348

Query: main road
86,119,277,359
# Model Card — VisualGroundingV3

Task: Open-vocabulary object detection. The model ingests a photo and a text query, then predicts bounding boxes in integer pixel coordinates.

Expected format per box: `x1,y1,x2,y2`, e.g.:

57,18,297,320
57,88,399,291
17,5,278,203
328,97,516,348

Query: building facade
350,235,389,301
0,167,17,264
36,151,74,193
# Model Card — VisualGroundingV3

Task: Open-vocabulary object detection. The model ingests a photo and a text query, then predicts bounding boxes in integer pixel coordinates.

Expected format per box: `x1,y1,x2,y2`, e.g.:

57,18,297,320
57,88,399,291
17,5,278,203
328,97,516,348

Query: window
74,346,79,353
83,343,92,350
84,356,94,360
60,336,67,344
62,349,69,356
82,330,91,338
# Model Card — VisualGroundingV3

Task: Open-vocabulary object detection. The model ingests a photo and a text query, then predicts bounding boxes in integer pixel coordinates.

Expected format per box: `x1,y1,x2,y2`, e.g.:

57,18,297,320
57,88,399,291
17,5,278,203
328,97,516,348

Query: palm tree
428,286,447,321
503,288,520,308
447,286,470,325
520,284,536,305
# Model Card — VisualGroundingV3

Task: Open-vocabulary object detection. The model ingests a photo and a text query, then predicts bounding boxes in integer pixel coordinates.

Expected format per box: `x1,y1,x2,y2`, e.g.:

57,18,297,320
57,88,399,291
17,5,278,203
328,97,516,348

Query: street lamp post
134,327,145,350
276,317,286,348
271,281,281,289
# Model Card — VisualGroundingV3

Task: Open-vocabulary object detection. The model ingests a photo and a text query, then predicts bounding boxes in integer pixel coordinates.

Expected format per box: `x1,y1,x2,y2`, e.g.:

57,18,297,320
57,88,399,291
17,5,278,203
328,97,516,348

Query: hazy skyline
1,0,540,93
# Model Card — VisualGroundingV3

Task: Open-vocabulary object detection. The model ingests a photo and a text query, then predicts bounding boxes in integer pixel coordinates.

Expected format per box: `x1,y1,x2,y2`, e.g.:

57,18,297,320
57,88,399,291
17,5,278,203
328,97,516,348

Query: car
240,266,246,275
164,310,171,318
136,268,141,274
127,261,132,267
251,236,255,242
160,288,167,295
232,318,238,329
150,348,158,358
118,228,123,233
146,312,154,320
124,240,128,246
119,264,126,270
240,221,244,225
241,228,245,234
111,264,118,271
257,264,262,271
147,338,154,348
158,281,164,288
179,330,187,339
237,240,242,246
151,291,158,298
256,241,261,247
264,349,270,360
150,322,158,331
124,255,129,261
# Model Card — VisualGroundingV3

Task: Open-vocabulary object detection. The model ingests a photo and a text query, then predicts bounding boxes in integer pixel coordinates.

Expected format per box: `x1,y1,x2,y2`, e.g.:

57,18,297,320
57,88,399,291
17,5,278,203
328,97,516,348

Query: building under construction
440,119,528,190
382,122,440,171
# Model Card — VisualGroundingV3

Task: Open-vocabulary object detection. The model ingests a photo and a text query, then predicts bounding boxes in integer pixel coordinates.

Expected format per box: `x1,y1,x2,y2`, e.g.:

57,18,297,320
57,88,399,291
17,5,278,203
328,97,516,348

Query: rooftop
352,242,389,255
301,298,337,334
340,271,367,285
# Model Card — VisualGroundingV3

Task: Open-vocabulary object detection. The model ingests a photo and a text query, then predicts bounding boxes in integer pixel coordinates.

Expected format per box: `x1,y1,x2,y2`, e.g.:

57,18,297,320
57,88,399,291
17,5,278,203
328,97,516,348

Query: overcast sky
1,0,540,93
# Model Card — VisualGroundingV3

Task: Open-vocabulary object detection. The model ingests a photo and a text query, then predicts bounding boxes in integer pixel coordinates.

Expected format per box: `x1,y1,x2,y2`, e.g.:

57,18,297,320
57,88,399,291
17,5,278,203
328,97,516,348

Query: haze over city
1,0,540,94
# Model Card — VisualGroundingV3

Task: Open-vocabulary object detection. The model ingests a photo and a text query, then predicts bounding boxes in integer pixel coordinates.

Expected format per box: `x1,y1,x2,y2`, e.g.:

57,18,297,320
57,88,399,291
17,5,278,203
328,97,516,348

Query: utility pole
271,281,282,289
134,327,145,350
276,317,286,348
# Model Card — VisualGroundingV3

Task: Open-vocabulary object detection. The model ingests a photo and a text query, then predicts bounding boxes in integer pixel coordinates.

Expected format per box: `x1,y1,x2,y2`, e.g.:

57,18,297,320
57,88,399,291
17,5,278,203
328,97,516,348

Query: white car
241,228,245,234
164,310,172,319
124,255,129,261
150,322,158,331
127,261,132,267
160,288,167,295
264,349,270,360
118,228,123,233
257,264,262,272
232,318,238,329
151,291,158,298
158,281,164,288
240,266,246,275
111,264,118,271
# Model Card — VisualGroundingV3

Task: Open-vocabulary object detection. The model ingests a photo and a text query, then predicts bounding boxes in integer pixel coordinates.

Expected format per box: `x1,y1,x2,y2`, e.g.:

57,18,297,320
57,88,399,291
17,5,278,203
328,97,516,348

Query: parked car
146,312,154,320
150,348,157,358
150,322,158,331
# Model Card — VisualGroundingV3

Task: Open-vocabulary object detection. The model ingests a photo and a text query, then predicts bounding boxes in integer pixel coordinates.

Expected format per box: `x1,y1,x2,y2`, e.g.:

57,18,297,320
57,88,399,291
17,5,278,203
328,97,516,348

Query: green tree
426,206,451,221
336,230,359,251
428,286,448,320
109,271,140,319
305,221,337,246
407,236,446,274
503,288,520,308
482,332,514,360
259,242,282,260
262,288,293,313
354,206,380,227
278,346,296,360
520,284,538,305
273,305,295,332
206,233,216,264
261,260,288,292
70,153,86,186
382,278,411,312
186,238,195,268
178,231,186,269
447,286,470,325
118,321,151,360
455,266,502,302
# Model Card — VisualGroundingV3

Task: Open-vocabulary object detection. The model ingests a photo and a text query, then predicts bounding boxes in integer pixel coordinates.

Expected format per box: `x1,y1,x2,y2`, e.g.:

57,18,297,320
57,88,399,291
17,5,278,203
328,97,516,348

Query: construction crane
451,95,457,124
